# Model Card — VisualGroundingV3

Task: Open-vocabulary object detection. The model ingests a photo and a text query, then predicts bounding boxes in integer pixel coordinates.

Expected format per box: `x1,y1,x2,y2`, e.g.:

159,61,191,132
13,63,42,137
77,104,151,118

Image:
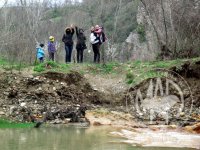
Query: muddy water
0,125,194,150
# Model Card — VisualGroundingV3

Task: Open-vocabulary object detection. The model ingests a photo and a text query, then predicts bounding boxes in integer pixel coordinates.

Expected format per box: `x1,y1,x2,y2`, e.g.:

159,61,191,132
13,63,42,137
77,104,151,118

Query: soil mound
0,71,109,123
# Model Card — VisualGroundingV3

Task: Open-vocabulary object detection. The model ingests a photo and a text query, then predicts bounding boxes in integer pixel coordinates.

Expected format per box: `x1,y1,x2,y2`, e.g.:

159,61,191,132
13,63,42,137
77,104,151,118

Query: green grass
0,58,9,66
0,57,29,71
1,56,200,86
85,62,122,74
125,57,200,85
0,119,34,128
33,61,70,73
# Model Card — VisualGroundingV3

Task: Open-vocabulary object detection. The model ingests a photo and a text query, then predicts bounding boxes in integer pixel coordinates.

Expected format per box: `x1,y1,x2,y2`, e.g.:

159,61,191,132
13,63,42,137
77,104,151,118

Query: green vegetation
1,56,200,86
84,62,123,75
33,61,70,73
0,119,34,128
126,71,135,84
0,57,29,71
125,57,200,85
136,24,146,43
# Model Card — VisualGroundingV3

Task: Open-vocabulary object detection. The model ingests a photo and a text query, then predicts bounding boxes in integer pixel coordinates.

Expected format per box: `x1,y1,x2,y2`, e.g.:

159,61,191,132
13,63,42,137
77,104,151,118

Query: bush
34,63,46,72
136,24,146,43
126,72,135,84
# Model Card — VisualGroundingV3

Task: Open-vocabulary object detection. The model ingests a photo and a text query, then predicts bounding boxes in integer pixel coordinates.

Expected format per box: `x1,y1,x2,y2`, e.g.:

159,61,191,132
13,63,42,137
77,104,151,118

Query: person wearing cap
48,36,56,61
75,26,86,63
62,24,75,63
36,43,45,63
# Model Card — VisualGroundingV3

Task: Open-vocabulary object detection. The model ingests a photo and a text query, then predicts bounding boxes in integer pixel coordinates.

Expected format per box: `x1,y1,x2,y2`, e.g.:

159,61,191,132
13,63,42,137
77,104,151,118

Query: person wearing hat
62,24,75,63
75,26,87,63
48,36,56,61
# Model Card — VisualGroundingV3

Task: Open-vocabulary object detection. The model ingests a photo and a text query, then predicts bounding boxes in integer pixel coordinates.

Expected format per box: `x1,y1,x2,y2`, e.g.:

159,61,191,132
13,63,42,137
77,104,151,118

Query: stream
0,125,196,150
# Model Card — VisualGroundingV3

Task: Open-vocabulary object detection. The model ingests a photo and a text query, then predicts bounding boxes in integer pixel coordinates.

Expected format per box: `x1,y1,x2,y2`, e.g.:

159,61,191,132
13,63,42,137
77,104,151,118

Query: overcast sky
0,0,82,7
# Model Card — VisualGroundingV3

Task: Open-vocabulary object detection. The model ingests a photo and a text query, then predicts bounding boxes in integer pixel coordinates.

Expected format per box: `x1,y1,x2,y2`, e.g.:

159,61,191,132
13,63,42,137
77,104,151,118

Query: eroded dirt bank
0,71,112,124
0,61,200,149
0,61,199,126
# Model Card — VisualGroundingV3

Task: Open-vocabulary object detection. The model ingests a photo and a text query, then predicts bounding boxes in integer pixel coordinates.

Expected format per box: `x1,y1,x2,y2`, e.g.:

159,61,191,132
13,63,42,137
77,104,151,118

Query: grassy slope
1,57,200,81
33,57,200,84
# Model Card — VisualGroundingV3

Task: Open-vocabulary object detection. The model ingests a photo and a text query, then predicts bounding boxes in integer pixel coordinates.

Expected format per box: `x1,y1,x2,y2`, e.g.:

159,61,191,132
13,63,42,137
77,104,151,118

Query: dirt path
84,74,128,94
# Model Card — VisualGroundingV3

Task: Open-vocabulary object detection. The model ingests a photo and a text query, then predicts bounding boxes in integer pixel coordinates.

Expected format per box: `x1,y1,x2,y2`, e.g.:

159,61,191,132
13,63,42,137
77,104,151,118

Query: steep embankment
0,58,199,130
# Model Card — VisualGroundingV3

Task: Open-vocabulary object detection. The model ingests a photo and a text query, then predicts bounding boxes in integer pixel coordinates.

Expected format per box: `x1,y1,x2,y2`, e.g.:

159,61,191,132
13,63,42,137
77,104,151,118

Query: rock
180,112,185,117
10,106,17,115
51,119,62,124
93,121,102,126
16,80,20,84
34,77,39,80
20,102,26,107
185,123,200,134
0,111,5,115
3,92,9,96
168,124,177,129
63,118,71,124
28,75,34,78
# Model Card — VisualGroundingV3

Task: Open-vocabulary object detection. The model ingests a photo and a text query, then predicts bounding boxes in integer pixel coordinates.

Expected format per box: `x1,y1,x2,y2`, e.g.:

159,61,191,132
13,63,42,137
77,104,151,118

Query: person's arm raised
75,26,79,37
71,24,75,35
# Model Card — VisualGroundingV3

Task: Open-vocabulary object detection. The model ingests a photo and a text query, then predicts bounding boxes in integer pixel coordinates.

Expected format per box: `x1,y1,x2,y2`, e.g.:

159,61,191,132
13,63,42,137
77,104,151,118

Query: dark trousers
39,57,44,63
92,43,100,63
77,49,84,63
49,52,55,61
65,45,73,63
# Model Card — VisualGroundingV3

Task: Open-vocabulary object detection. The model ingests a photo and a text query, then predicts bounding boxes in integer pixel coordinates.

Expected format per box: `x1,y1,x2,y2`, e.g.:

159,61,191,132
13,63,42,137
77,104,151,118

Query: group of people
36,24,106,64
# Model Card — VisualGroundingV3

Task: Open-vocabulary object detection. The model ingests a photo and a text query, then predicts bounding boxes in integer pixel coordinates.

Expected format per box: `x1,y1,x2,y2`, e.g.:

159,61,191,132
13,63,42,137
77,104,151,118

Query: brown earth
0,61,199,129
0,71,112,123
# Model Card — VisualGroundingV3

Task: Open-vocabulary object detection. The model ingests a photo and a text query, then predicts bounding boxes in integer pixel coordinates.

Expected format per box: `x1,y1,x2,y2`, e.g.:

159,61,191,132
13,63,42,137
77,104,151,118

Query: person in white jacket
90,26,100,63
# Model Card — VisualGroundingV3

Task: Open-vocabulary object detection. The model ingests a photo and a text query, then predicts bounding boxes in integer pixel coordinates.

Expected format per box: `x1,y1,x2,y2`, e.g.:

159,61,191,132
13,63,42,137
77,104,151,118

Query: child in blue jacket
36,43,45,63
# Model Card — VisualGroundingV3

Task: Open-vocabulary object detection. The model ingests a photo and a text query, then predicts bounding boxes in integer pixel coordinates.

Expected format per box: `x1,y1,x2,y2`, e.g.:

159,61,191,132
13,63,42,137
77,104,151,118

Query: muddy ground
0,61,199,128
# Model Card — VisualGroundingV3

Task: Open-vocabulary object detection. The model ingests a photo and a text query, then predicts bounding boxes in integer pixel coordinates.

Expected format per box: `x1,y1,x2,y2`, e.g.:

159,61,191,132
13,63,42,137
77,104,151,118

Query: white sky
0,0,82,7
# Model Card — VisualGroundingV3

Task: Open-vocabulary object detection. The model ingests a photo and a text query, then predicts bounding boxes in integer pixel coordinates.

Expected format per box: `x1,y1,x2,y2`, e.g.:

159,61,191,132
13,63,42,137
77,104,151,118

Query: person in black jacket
62,25,75,63
75,26,87,63
90,26,100,63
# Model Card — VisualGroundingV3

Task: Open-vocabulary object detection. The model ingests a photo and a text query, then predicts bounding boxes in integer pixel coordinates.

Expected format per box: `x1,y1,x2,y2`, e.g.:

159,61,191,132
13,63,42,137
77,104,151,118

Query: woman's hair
90,26,95,32
65,27,71,33
95,25,100,29
40,43,44,48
